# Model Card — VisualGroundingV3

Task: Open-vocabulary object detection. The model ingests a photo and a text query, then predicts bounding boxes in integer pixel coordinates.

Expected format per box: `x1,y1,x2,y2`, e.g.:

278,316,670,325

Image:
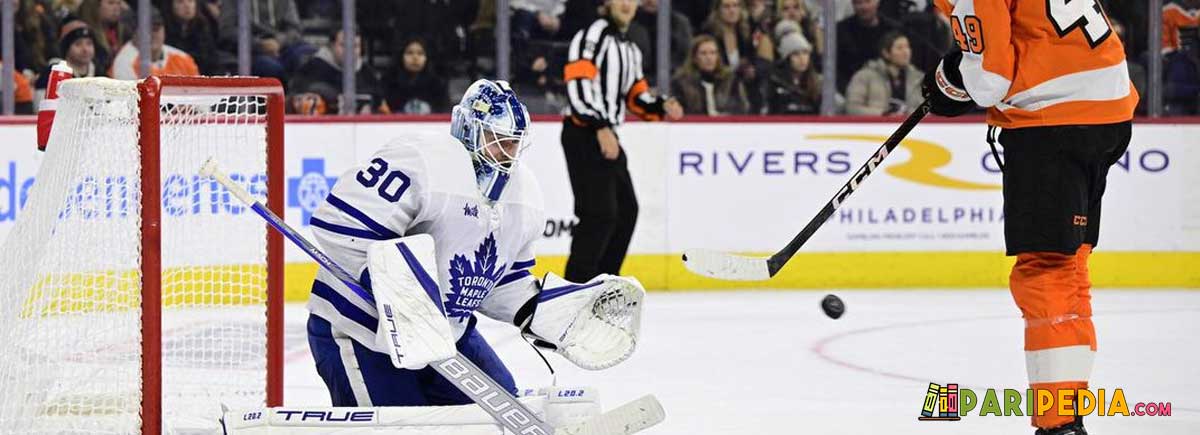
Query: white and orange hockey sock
1009,247,1096,429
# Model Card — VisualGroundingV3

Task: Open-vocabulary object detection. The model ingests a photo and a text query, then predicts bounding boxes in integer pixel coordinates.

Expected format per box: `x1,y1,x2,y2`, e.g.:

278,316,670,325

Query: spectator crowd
0,0,1197,115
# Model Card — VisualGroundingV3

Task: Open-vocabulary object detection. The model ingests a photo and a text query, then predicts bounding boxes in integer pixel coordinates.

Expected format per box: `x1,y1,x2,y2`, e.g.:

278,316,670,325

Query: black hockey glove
922,50,976,117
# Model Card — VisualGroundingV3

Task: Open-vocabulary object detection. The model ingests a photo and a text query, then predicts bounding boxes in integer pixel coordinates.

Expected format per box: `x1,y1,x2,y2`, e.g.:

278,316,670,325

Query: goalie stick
201,159,664,435
682,100,931,281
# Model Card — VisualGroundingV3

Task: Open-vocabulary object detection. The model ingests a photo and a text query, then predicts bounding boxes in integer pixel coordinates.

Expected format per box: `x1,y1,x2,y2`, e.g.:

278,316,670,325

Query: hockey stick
682,100,931,281
201,159,664,435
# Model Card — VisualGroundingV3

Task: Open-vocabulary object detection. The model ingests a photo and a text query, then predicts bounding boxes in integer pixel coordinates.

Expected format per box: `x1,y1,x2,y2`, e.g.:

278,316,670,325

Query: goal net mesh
0,77,274,434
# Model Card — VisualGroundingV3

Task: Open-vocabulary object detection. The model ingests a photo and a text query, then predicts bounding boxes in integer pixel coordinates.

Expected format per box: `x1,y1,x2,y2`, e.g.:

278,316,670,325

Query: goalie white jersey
307,131,544,353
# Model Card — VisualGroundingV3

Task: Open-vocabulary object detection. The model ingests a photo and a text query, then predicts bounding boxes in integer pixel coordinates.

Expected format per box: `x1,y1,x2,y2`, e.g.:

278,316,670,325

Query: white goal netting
0,77,278,434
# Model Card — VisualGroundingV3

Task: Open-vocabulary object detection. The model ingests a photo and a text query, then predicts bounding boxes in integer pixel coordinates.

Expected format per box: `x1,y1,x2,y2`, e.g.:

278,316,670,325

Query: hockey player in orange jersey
923,1,1138,434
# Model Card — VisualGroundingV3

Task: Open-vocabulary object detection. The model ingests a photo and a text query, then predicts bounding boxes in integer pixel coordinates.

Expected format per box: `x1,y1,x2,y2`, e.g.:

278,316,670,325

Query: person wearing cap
774,0,822,60
844,30,923,116
34,16,100,107
767,28,821,114
109,7,199,80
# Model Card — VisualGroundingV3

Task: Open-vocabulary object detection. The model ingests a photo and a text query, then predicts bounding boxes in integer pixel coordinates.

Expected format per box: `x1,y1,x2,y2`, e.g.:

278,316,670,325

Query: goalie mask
450,79,532,202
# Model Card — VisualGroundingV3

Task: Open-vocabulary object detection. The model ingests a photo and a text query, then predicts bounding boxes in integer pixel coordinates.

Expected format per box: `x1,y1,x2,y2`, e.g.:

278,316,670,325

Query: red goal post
138,75,286,434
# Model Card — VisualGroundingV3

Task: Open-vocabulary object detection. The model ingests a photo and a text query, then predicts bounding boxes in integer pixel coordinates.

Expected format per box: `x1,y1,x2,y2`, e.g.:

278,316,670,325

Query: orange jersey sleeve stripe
563,59,598,82
624,79,661,121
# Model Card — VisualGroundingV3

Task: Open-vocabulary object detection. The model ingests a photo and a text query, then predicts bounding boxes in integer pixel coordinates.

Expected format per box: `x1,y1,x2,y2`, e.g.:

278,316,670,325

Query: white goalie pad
530,273,645,370
221,386,601,434
367,234,456,370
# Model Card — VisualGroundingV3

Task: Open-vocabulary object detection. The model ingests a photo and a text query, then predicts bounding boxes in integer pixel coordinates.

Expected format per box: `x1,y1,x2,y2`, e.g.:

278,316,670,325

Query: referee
561,0,683,282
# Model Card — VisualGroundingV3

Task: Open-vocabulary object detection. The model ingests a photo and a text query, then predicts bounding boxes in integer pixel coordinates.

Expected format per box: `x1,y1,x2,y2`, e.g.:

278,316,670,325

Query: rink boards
0,117,1196,293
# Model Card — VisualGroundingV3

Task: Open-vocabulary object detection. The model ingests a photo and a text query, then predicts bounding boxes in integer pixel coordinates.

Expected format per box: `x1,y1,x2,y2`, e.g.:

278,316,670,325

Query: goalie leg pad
308,315,518,406
367,234,456,370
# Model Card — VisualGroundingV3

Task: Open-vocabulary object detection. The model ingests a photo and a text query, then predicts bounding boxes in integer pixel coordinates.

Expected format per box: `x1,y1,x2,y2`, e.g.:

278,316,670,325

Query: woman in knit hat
767,30,821,114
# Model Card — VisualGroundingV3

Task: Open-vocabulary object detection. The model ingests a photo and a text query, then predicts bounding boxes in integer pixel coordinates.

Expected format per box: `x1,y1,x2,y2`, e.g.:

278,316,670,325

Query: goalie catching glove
366,234,457,370
519,273,646,370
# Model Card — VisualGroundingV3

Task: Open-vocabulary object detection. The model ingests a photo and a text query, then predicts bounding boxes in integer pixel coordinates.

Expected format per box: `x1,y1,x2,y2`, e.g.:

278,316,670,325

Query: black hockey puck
821,294,845,319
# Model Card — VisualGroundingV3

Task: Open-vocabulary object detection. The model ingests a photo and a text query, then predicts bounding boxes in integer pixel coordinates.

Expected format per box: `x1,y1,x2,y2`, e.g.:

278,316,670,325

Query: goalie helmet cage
0,75,284,434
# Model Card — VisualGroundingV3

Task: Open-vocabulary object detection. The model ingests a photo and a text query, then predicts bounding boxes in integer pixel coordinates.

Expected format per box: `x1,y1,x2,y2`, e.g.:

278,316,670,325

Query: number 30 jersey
306,131,545,353
934,0,1139,128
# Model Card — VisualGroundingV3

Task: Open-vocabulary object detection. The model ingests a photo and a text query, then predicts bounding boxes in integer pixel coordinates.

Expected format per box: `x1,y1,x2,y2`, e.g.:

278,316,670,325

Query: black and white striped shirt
564,18,665,128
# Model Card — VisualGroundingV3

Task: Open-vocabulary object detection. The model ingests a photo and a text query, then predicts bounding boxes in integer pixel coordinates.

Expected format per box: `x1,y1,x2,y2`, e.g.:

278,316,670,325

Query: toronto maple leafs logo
446,233,506,320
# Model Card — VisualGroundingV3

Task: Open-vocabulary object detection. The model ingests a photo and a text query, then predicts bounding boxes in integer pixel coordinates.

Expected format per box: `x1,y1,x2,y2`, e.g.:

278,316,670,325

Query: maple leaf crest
445,233,506,320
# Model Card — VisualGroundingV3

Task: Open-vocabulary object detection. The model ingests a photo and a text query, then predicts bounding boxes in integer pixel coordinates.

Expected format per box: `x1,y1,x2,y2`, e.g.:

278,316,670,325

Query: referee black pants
560,120,638,282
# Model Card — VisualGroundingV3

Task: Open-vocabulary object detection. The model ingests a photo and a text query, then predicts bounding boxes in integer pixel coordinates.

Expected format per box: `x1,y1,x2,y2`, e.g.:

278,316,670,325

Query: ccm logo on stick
438,359,548,435
832,147,890,208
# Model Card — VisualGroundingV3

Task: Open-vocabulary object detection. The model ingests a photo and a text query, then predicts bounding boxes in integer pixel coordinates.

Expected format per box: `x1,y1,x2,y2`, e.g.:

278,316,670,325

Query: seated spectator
1,0,61,75
218,0,313,80
289,28,386,115
1165,27,1200,115
391,0,478,77
80,0,131,73
701,0,773,112
0,59,34,114
34,17,100,105
511,0,567,92
775,0,822,60
767,31,821,114
746,0,770,33
633,0,693,86
1163,0,1200,55
899,2,950,72
512,0,565,42
835,0,900,91
164,0,221,75
110,8,200,79
386,38,449,114
845,31,922,116
670,34,750,116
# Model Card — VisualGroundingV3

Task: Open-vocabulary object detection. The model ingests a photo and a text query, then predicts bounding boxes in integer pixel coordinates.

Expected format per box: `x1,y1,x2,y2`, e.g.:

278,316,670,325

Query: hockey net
0,76,284,434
